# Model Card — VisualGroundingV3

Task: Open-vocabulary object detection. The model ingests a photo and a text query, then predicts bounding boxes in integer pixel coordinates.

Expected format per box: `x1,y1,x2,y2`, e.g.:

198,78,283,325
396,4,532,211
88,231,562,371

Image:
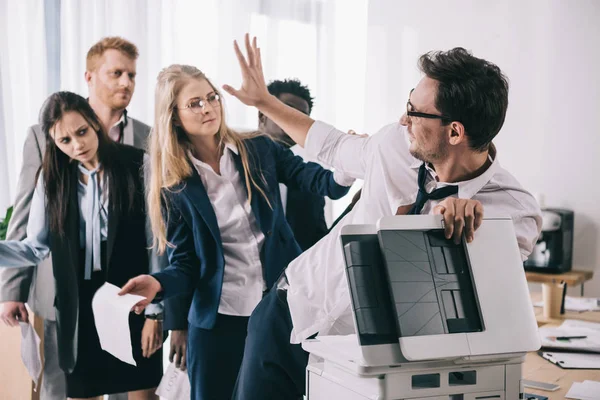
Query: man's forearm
258,94,315,147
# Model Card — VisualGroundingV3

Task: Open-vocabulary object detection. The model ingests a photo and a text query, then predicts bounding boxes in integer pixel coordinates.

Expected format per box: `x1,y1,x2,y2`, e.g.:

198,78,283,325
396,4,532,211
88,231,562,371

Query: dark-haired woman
0,91,162,400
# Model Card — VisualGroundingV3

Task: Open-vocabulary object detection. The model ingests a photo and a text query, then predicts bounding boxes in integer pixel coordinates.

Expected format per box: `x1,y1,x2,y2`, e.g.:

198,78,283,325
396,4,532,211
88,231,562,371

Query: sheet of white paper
19,321,42,390
156,362,191,400
565,380,600,399
543,352,600,369
534,296,600,312
539,319,600,353
91,282,146,366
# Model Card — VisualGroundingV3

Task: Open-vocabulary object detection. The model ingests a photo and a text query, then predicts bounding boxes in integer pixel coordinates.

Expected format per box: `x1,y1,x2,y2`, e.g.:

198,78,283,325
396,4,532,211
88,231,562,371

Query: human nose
119,74,133,89
72,136,85,150
400,112,409,126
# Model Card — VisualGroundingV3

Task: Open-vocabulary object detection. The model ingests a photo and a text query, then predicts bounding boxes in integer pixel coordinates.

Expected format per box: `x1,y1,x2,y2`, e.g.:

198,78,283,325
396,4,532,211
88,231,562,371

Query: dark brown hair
419,47,509,151
40,91,135,235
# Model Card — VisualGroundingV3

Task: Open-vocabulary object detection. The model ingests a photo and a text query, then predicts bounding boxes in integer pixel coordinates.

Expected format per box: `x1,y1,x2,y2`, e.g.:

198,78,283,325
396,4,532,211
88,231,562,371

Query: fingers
169,341,176,363
1,314,17,327
142,331,150,358
464,201,475,243
173,346,182,369
435,199,484,244
435,200,455,240
256,46,265,80
119,279,136,295
452,201,465,244
221,84,239,98
18,305,29,324
133,300,150,315
245,34,255,68
179,350,187,371
474,201,484,231
233,40,251,79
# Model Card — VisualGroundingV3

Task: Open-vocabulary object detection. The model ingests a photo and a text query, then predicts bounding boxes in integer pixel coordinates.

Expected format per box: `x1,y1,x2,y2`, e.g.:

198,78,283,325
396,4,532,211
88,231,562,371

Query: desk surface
524,292,600,399
526,269,594,286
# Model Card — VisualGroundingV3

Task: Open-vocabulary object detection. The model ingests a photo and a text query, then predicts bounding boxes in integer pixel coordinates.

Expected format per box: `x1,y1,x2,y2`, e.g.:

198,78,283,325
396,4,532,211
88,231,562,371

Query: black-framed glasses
177,93,221,114
406,89,452,121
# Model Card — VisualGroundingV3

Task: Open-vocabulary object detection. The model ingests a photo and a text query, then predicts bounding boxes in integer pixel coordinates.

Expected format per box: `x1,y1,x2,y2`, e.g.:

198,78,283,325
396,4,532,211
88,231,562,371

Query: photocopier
303,216,541,400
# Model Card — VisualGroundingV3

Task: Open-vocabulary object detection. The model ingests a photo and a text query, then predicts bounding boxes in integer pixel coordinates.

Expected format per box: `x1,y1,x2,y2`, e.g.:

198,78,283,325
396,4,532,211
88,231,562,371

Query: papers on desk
565,380,600,399
155,362,191,400
19,321,42,390
539,319,600,353
534,296,600,312
543,352,600,369
91,282,146,366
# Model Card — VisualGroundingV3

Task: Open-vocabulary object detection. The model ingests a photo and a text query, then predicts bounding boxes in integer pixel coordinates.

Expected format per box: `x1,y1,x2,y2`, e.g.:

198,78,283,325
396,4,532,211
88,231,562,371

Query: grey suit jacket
0,118,152,320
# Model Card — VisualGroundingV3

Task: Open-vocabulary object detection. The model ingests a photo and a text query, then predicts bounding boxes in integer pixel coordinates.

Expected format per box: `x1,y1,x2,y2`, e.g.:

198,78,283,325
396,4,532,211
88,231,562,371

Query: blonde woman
119,65,353,399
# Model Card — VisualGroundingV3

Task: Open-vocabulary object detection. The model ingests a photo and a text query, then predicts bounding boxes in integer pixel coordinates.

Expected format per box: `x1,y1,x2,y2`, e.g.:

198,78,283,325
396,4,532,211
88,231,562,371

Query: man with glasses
0,37,162,400
224,38,542,400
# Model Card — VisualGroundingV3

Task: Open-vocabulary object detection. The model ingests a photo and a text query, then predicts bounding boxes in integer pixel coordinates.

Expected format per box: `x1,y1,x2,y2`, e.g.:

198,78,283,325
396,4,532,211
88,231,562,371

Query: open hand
222,33,271,107
119,275,162,314
141,318,163,358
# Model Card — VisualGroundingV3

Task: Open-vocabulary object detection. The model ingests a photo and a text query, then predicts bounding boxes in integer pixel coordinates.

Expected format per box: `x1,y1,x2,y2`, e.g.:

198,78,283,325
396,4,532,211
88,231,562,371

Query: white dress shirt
284,121,543,343
107,111,134,145
0,170,108,269
188,144,266,316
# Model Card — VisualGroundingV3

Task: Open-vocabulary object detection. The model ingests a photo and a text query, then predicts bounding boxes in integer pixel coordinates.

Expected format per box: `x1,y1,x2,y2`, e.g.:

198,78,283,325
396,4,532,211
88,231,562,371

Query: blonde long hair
148,64,270,254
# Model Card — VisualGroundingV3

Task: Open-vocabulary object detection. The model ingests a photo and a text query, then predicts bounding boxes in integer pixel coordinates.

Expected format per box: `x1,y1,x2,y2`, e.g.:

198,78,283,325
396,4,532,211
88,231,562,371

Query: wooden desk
526,270,594,287
524,292,600,399
526,270,594,321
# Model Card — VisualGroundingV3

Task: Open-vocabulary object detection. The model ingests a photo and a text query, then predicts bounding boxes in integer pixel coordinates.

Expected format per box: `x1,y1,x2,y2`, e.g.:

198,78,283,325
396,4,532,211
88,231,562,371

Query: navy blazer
153,136,350,330
285,187,328,251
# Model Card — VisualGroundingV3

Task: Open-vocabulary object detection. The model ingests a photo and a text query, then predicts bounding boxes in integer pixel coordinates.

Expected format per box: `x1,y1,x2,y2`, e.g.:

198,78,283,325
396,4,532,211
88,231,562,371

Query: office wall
363,0,600,295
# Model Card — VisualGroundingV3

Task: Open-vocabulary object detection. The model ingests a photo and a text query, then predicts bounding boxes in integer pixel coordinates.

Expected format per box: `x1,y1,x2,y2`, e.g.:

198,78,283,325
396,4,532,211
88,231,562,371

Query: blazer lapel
106,190,120,271
67,165,81,280
184,168,223,249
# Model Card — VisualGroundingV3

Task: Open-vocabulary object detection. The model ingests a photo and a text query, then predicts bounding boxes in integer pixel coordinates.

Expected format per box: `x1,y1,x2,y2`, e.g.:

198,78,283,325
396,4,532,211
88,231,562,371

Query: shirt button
266,230,272,236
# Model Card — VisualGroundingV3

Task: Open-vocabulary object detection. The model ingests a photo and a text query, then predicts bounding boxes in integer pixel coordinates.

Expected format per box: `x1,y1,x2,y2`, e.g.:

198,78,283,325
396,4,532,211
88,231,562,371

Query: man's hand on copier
433,198,483,245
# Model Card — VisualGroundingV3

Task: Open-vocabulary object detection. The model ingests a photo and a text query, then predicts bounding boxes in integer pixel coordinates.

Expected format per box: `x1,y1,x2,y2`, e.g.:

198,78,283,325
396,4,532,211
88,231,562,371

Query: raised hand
222,33,271,107
118,275,162,314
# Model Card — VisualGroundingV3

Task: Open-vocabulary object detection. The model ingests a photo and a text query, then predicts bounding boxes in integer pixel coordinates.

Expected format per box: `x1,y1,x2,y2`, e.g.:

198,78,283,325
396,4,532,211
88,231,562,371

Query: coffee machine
524,208,574,273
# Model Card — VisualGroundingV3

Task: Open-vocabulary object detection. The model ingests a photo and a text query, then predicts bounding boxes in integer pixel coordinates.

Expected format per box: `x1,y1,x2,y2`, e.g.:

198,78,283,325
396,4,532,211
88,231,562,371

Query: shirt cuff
332,169,355,187
145,302,164,316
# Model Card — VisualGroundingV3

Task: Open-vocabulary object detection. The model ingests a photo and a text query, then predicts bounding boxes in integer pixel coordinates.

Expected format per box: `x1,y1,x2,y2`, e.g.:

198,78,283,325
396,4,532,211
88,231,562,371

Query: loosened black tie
408,163,458,215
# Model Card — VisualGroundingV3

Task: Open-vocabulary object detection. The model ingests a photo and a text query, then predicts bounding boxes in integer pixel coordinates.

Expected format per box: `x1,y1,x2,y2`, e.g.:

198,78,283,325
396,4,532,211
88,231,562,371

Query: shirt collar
409,143,500,200
111,109,128,129
187,142,239,167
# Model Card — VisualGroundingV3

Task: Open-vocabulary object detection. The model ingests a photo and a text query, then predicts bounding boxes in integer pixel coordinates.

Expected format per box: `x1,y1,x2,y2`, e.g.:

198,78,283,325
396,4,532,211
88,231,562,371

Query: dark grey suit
0,118,151,399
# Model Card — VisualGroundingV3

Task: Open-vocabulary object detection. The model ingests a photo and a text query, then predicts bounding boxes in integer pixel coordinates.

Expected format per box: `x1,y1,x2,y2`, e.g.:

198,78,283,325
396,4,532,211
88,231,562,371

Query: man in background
0,36,162,400
259,78,335,251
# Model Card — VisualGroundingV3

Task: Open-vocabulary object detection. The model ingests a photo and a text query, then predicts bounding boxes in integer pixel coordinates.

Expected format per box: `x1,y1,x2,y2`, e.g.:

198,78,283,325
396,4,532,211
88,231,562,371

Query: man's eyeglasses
406,89,452,122
177,93,221,114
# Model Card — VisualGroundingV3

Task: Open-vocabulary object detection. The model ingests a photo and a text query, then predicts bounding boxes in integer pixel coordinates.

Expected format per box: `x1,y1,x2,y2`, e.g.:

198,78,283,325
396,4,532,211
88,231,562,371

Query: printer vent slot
449,370,477,386
411,373,440,389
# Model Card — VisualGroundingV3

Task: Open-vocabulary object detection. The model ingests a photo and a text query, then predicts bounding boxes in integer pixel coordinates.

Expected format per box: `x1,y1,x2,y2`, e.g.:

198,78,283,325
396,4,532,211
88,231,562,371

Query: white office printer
303,216,541,400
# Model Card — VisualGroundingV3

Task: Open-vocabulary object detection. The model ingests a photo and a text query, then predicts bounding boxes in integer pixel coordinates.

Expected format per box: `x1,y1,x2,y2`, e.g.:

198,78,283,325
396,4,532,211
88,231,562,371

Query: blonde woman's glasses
177,93,221,114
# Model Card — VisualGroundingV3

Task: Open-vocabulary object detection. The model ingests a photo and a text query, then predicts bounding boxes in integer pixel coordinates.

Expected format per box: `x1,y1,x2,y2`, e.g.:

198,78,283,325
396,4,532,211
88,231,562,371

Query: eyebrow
187,91,216,103
55,123,88,139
